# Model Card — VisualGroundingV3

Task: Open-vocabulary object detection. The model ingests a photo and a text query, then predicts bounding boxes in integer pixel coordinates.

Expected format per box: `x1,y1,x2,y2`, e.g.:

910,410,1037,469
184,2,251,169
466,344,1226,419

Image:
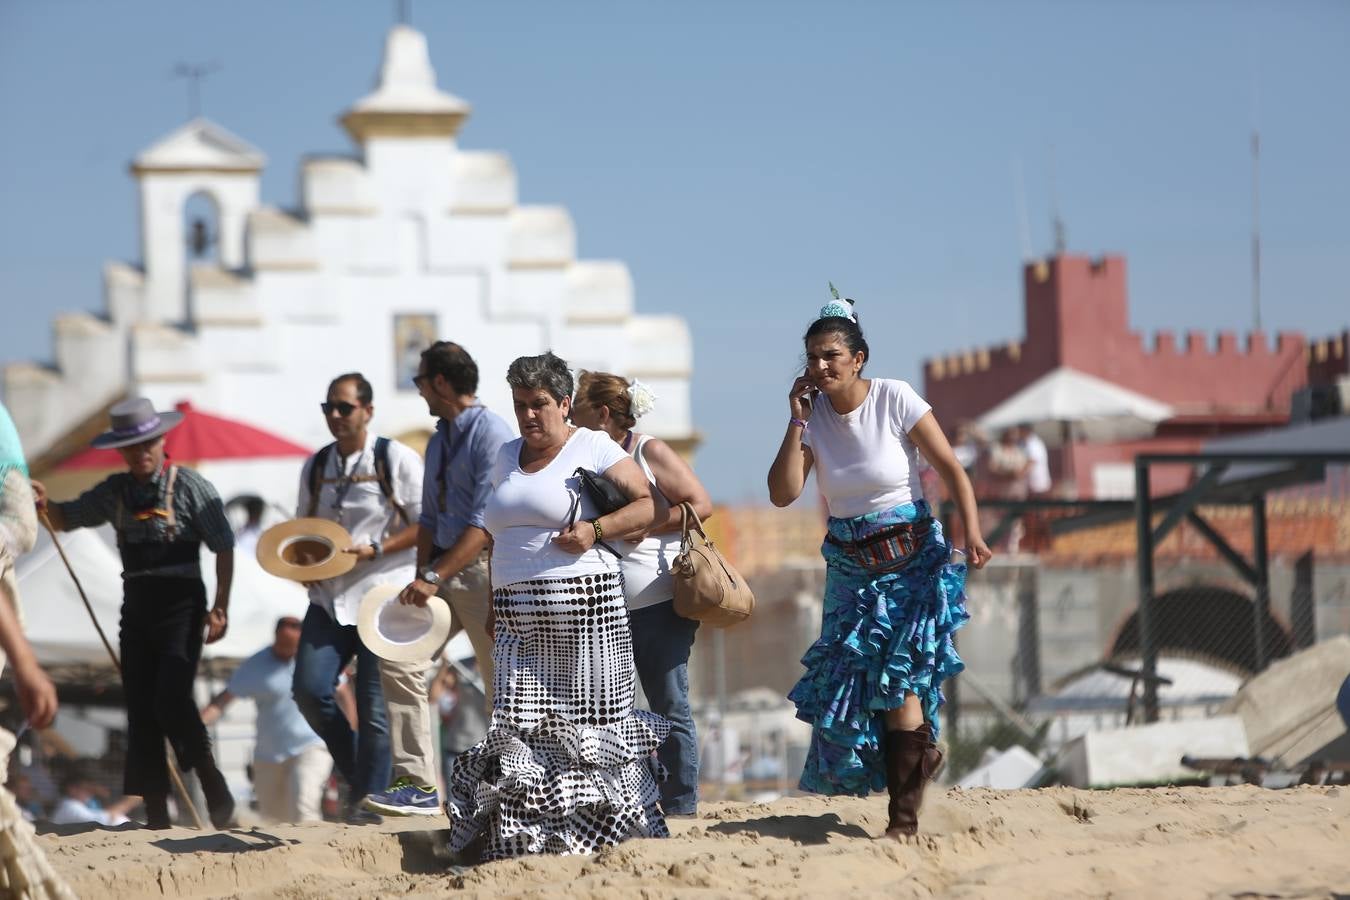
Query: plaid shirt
55,465,235,554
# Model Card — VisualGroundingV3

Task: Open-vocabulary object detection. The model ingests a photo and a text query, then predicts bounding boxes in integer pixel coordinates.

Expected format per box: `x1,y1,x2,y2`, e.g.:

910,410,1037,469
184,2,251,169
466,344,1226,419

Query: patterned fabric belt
825,518,932,573
123,562,201,580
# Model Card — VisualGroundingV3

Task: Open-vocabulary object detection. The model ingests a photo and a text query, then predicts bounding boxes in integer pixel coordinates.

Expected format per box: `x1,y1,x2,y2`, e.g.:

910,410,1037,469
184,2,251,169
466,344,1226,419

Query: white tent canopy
977,367,1173,444
16,525,310,668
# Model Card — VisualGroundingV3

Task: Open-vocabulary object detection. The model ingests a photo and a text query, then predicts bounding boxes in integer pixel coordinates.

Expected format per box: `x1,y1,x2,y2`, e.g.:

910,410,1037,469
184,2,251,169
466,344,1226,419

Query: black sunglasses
412,374,430,388
320,401,359,417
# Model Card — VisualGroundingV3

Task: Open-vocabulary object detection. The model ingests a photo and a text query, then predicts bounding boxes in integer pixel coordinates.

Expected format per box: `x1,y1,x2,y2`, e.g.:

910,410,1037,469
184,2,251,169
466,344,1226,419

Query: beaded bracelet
789,417,808,429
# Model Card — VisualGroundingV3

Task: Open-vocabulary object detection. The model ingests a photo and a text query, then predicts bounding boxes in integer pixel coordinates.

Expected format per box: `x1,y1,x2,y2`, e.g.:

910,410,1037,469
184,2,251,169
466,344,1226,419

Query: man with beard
291,373,422,823
363,342,511,817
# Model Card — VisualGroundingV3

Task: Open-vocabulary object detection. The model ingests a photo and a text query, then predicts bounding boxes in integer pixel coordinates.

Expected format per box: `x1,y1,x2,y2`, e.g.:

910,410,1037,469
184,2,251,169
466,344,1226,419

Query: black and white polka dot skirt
445,569,671,860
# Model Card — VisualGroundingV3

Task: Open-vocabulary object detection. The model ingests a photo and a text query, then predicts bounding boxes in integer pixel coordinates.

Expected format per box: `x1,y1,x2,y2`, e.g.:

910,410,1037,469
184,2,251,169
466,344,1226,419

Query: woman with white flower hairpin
571,372,712,818
768,291,991,840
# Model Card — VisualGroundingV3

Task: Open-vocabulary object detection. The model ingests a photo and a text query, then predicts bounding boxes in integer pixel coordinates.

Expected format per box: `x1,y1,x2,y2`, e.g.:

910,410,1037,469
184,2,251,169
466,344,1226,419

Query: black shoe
143,793,172,830
197,762,237,829
345,801,383,826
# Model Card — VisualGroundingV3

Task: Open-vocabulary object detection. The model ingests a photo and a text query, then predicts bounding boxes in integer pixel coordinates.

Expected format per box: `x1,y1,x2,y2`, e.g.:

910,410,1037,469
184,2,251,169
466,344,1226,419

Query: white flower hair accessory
627,379,658,419
819,282,857,322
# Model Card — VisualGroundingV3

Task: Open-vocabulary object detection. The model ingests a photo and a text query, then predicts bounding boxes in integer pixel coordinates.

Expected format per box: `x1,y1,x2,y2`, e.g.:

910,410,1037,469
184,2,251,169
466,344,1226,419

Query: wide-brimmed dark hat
90,397,184,449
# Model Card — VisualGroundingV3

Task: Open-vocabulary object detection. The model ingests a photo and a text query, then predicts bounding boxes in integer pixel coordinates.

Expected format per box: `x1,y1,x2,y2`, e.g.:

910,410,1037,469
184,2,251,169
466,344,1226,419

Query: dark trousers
630,599,701,815
292,605,391,800
118,577,214,797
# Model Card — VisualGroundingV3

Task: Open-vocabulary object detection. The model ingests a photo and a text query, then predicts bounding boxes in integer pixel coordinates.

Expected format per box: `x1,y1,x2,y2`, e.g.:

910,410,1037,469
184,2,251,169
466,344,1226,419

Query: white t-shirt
484,428,628,588
801,378,932,519
295,434,423,626
1022,432,1052,494
620,435,680,612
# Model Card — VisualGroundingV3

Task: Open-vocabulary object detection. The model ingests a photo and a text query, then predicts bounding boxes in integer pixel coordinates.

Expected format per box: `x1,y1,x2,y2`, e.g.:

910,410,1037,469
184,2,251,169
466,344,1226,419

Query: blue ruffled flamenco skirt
788,499,969,797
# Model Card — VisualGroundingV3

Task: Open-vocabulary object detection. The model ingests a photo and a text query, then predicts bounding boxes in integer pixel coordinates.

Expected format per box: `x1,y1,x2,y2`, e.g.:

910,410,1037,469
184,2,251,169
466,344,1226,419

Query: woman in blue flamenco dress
767,294,992,839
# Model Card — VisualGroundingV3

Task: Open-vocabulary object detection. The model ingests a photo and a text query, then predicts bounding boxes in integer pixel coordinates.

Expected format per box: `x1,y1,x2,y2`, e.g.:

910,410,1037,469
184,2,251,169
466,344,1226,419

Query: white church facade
5,24,694,507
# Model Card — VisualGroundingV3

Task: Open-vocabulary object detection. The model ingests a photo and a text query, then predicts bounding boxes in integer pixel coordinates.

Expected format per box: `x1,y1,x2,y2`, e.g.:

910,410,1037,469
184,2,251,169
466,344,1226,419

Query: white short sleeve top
483,428,628,588
801,378,932,519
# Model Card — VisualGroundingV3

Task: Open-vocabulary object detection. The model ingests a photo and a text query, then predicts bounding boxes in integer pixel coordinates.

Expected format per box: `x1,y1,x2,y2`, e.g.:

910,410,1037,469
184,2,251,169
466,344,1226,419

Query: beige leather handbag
671,502,755,627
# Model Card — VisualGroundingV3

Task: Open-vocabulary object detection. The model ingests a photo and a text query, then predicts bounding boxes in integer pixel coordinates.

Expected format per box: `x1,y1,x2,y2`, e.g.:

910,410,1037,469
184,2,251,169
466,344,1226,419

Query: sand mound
41,785,1349,898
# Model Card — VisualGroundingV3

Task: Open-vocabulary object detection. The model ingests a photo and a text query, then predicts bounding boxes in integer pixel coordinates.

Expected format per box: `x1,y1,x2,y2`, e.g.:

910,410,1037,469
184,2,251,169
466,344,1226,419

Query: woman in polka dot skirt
445,352,670,860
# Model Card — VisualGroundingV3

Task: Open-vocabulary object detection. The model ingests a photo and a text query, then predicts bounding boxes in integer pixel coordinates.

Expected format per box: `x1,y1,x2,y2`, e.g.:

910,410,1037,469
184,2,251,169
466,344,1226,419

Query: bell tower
130,119,265,323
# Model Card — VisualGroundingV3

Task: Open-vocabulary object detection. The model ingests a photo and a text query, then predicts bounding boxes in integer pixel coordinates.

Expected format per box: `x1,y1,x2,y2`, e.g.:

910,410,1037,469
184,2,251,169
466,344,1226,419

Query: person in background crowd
49,763,139,827
572,370,713,819
429,664,488,790
987,428,1030,499
1015,423,1052,497
33,397,237,830
767,295,990,840
291,373,422,824
950,422,984,480
233,497,266,557
201,617,330,823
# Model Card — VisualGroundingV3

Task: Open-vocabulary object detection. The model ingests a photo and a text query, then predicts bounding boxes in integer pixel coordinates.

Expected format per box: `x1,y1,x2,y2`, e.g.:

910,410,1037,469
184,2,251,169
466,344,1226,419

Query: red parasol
58,401,311,469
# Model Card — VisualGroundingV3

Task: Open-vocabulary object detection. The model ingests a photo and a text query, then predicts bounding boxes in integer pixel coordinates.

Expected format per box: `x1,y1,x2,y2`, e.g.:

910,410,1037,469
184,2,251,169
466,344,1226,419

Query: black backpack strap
374,436,411,526
306,443,335,518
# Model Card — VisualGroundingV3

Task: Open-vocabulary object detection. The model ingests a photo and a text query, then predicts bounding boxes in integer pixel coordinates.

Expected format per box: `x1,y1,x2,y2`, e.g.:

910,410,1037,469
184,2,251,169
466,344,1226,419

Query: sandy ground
39,784,1350,899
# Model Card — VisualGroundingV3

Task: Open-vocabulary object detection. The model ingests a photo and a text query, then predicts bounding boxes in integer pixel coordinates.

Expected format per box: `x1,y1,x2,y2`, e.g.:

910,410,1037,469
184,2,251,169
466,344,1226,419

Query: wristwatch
369,540,383,560
420,568,441,586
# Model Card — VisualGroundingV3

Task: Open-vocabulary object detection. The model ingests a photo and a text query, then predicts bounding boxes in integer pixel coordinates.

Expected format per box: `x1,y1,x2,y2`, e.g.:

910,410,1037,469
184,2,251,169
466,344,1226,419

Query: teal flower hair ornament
627,379,658,419
819,299,856,322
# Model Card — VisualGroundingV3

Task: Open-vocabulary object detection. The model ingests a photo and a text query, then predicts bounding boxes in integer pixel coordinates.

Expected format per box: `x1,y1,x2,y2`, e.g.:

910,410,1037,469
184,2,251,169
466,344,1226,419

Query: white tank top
619,435,680,611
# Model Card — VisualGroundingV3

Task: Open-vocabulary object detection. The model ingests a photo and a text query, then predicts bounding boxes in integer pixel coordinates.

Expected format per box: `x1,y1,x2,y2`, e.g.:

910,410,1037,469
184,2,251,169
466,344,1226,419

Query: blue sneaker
363,777,441,817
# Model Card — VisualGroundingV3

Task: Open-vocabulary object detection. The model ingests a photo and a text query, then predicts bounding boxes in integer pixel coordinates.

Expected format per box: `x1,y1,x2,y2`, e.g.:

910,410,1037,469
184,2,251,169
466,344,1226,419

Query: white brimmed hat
356,583,453,663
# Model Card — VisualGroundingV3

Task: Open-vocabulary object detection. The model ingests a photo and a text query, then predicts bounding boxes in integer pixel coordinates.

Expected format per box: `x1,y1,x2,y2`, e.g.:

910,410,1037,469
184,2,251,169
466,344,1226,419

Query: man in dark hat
33,397,238,829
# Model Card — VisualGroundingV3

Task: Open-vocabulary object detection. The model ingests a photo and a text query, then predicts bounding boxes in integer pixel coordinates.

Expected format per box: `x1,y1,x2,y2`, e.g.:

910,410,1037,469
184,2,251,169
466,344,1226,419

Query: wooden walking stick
38,510,208,831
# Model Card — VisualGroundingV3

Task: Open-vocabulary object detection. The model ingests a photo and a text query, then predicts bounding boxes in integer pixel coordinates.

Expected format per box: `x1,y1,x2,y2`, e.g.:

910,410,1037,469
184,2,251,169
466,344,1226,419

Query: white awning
978,367,1173,443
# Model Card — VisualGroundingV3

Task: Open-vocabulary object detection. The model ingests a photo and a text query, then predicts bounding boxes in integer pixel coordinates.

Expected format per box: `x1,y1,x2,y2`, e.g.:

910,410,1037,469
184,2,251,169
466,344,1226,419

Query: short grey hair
505,352,573,403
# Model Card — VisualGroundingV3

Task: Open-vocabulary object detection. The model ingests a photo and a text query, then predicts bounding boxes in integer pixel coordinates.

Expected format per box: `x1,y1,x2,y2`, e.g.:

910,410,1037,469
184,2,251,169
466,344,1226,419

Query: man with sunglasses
292,373,423,824
364,341,511,818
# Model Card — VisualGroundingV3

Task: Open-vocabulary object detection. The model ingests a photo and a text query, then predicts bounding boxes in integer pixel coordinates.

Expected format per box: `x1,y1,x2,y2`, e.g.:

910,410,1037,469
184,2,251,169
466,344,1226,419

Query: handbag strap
678,501,708,554
566,477,622,559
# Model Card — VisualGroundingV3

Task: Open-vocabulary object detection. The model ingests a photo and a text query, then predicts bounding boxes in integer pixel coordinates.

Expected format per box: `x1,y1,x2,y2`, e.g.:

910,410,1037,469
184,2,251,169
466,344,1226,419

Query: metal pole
1251,496,1270,671
1133,460,1159,723
713,627,727,797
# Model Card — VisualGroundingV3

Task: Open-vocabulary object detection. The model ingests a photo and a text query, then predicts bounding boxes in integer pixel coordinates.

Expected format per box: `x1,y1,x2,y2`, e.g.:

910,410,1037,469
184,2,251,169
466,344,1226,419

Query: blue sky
1,1,1347,501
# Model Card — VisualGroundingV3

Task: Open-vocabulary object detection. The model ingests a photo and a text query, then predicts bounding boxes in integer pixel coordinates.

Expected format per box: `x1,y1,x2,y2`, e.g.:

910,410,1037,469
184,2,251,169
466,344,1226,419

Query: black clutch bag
573,467,628,515
567,467,628,557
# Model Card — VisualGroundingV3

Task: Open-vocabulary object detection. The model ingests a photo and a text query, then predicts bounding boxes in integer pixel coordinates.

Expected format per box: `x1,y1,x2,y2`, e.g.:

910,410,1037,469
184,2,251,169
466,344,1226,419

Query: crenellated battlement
922,253,1310,427
1143,329,1301,357
926,340,1023,381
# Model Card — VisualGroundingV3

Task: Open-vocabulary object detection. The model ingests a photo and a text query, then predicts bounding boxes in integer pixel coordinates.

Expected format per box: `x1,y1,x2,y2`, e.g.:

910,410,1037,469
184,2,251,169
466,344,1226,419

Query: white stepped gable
3,23,696,502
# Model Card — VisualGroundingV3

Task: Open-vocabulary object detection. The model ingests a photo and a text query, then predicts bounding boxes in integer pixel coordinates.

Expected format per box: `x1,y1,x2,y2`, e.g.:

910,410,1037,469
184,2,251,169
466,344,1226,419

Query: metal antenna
396,0,412,24
172,62,221,119
1049,144,1066,256
1251,76,1262,332
1014,157,1034,261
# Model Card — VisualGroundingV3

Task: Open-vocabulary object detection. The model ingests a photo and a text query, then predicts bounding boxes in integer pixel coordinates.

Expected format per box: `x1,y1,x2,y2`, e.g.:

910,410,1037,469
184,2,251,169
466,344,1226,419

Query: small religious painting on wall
393,314,439,390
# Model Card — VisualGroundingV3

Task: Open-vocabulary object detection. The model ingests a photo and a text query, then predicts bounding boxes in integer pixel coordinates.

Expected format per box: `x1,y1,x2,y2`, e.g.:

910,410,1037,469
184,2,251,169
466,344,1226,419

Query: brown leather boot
884,723,943,838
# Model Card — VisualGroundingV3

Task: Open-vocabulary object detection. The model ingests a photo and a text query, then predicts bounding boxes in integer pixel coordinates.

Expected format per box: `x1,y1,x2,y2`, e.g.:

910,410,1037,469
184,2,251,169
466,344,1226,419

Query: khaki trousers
252,743,331,824
379,553,491,789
